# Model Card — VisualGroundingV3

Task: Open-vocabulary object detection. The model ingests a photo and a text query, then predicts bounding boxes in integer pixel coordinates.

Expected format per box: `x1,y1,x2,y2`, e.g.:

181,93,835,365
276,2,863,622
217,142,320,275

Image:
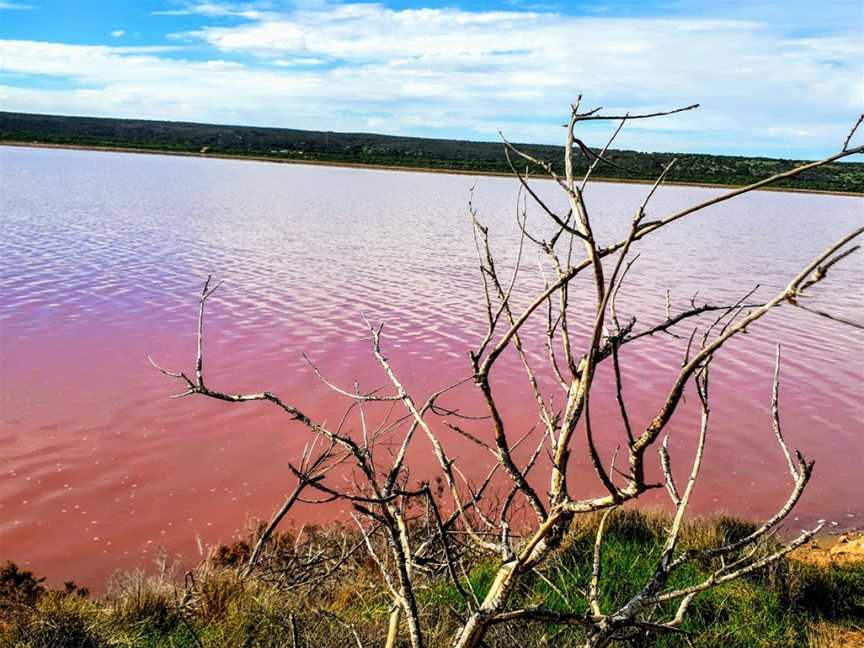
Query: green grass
2,512,862,647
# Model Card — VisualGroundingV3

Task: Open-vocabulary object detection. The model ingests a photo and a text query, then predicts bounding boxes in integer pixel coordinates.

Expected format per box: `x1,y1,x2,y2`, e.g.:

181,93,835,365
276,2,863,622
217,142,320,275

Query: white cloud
152,2,264,19
0,40,326,126
272,57,326,67
2,2,863,158
110,30,126,38
0,1,34,8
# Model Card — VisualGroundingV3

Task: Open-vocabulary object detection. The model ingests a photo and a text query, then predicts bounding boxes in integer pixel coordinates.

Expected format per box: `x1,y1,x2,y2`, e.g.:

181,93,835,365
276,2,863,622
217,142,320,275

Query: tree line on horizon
1,111,862,193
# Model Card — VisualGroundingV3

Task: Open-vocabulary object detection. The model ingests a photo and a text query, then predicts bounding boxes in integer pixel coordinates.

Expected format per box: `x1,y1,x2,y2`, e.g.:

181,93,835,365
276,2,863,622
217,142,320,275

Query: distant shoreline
3,140,862,197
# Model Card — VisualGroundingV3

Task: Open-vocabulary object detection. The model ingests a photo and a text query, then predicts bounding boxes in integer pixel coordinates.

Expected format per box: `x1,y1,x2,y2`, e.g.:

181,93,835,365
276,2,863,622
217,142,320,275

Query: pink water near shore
1,146,862,588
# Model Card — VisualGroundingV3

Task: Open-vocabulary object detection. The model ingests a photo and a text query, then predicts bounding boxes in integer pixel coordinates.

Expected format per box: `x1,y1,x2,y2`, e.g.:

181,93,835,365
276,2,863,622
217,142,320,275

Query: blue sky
1,1,862,158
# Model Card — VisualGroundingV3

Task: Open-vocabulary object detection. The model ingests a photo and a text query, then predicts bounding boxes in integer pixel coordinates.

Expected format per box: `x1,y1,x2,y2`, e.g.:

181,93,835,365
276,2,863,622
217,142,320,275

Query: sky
0,0,862,158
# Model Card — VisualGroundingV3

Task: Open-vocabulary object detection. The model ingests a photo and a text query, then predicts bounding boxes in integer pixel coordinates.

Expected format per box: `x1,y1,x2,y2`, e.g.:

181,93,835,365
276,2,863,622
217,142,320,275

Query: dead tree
152,100,864,648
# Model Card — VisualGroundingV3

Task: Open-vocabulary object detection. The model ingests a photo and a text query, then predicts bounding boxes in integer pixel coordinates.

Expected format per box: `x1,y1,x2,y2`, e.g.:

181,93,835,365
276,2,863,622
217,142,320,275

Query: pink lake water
1,145,862,588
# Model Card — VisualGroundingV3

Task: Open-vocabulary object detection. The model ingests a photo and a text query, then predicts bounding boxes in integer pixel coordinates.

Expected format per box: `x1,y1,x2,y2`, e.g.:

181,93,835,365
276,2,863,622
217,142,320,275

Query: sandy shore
792,529,864,568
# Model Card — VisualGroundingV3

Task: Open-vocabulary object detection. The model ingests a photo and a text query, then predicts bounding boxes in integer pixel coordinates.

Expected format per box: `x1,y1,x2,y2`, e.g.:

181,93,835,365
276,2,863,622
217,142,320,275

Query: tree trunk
452,562,518,648
384,604,401,648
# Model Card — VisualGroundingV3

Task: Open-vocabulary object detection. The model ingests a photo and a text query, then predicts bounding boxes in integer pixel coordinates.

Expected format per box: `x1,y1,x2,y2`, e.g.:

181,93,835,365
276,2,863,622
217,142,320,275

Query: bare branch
843,113,864,151
651,522,824,604
588,508,615,616
771,344,798,481
575,103,700,121
659,436,680,506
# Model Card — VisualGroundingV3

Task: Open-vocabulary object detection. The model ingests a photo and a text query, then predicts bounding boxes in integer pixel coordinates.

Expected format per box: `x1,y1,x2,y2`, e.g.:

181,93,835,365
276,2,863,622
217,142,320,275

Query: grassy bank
2,511,862,647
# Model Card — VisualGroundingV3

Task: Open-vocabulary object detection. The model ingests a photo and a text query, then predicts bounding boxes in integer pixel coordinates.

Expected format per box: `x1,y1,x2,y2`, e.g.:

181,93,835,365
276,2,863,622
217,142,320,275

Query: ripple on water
1,145,862,587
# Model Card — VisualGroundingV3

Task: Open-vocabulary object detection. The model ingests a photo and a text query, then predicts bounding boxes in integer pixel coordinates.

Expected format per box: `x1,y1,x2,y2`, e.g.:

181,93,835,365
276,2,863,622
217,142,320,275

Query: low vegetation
1,511,861,647
1,111,862,192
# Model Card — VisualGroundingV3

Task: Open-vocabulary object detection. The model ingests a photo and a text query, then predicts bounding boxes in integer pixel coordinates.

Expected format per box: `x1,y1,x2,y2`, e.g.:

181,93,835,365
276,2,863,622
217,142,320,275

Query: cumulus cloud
2,1,862,157
110,30,126,38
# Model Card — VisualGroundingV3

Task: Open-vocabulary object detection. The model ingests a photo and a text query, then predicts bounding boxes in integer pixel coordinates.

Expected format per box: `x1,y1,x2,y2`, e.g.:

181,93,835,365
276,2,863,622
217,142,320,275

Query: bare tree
152,100,863,648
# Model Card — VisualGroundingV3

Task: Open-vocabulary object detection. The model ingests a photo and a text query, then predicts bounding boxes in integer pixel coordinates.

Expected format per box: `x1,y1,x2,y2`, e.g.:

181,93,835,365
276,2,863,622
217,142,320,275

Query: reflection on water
1,145,862,587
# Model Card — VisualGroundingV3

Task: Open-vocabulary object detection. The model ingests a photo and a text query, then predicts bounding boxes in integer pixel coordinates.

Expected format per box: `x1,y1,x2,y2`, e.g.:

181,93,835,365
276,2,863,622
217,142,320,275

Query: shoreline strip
2,140,861,197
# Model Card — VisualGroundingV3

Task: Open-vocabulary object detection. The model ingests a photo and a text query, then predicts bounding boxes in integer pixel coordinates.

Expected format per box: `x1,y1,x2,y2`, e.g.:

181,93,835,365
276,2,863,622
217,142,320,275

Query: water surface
1,146,862,587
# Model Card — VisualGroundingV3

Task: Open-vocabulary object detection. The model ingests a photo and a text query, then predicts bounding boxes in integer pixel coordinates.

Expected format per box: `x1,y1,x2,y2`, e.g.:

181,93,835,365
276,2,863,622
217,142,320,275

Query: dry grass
1,512,862,647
